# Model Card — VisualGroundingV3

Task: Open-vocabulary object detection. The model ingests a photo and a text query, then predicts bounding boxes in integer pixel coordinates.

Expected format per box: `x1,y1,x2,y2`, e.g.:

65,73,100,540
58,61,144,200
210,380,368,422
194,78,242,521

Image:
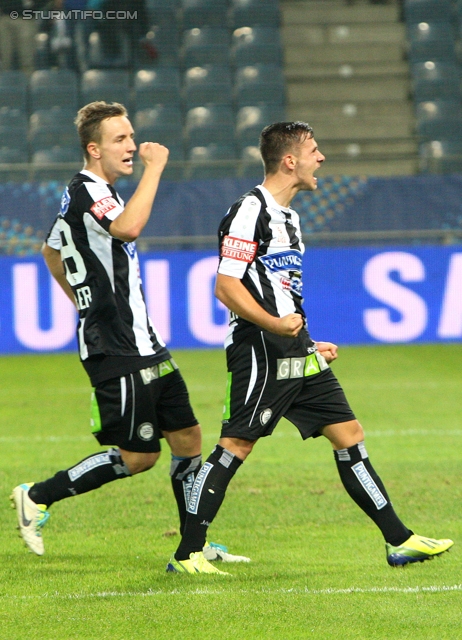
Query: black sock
28,448,131,507
334,442,412,546
170,454,202,536
175,445,243,561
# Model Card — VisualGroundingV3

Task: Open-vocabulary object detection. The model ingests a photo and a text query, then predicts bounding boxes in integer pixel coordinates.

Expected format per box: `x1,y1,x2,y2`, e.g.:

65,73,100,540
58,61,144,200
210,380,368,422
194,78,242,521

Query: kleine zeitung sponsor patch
221,235,257,262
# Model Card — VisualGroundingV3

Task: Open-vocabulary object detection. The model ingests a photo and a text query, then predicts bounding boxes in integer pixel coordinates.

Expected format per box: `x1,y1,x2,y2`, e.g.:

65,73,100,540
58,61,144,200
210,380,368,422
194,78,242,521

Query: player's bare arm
215,273,303,338
109,142,169,242
314,341,338,363
41,243,77,307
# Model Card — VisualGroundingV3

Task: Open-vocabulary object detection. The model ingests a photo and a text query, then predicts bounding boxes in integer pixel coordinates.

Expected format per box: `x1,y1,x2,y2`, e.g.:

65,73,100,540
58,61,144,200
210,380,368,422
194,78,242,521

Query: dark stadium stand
0,0,287,186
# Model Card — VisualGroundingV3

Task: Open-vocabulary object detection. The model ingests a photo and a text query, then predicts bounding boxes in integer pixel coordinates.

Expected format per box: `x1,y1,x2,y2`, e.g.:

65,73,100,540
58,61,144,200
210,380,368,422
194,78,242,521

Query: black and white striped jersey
218,184,309,347
46,169,169,382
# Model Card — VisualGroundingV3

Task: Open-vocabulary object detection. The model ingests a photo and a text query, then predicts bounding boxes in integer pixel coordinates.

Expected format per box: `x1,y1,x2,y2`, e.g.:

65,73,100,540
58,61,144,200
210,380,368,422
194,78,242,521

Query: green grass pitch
0,344,461,640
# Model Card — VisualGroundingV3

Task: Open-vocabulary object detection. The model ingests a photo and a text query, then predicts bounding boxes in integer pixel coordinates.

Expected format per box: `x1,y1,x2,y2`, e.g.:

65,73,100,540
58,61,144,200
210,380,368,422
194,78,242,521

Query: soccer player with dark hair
11,101,248,569
167,121,454,574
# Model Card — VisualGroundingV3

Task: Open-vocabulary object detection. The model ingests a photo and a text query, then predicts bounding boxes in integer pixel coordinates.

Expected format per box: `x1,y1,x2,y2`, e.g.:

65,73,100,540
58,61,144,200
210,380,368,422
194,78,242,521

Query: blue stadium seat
0,71,27,110
134,69,181,108
231,27,283,66
181,0,229,28
0,107,28,155
234,64,285,107
416,100,462,141
0,147,26,164
134,106,183,146
407,21,456,63
85,30,131,69
182,27,231,68
188,143,237,179
236,104,286,149
230,0,281,28
81,70,131,107
183,65,233,107
404,0,453,24
32,147,82,164
146,0,180,26
29,108,77,155
420,140,462,173
32,146,82,180
411,61,461,101
138,26,181,67
240,144,263,177
29,69,79,112
185,105,235,147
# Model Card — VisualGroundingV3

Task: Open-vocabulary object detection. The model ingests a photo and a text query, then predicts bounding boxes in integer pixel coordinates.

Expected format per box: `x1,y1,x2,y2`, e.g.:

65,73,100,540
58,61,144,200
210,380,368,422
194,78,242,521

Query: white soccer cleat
203,541,251,563
10,483,50,556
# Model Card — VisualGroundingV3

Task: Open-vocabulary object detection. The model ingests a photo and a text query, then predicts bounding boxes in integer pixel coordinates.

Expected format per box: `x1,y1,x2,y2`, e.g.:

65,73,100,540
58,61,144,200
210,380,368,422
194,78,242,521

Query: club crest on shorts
138,422,154,441
260,408,272,425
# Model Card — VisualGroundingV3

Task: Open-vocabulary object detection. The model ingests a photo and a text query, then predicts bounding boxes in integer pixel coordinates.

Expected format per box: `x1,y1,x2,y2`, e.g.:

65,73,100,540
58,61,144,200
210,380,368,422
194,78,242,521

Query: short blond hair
75,101,128,160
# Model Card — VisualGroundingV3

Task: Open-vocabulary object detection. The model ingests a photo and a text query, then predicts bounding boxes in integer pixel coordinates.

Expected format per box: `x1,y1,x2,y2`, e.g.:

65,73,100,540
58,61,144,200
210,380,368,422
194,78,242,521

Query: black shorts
221,331,355,441
91,360,198,453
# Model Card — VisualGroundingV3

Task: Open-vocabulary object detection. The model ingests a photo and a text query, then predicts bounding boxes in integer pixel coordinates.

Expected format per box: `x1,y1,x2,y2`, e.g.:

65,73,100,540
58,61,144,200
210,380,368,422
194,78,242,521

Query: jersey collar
256,184,293,215
80,168,110,186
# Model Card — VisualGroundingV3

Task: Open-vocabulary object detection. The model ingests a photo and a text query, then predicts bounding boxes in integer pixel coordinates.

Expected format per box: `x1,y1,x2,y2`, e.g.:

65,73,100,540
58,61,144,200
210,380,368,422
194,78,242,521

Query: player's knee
121,451,160,475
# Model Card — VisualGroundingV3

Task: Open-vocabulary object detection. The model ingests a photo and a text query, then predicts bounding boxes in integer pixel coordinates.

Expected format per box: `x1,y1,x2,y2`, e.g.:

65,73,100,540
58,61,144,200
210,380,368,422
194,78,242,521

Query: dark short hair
259,121,314,175
75,101,128,160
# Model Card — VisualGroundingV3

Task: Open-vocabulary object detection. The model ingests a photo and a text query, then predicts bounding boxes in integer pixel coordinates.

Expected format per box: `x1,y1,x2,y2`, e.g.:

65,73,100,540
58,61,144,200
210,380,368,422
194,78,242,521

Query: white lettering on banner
437,253,462,338
363,252,427,342
143,260,171,344
188,256,228,345
13,264,76,350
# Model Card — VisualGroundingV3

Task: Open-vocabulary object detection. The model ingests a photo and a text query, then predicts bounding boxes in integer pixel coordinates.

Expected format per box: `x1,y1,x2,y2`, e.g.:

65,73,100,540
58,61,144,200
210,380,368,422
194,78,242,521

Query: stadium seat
81,70,131,108
0,107,28,155
181,0,229,29
187,143,237,179
29,108,77,154
85,30,131,69
134,106,183,146
240,144,263,177
0,71,28,110
231,27,283,67
234,64,285,107
32,146,82,180
181,27,231,68
416,100,462,141
0,147,26,164
185,105,235,147
183,65,233,107
404,0,453,24
420,140,462,174
230,0,281,28
411,61,461,102
134,68,181,109
138,26,181,67
236,104,286,149
145,0,180,26
407,21,456,63
29,69,79,112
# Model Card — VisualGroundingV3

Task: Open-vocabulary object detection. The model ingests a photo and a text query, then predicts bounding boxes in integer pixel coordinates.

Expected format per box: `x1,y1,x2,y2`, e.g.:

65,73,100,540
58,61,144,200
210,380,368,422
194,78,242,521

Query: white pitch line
2,584,462,600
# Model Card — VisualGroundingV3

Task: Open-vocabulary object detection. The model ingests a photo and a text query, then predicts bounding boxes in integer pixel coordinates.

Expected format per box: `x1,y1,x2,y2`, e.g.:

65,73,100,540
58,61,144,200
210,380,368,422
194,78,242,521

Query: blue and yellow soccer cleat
386,534,454,567
10,483,50,556
203,541,251,563
167,551,230,575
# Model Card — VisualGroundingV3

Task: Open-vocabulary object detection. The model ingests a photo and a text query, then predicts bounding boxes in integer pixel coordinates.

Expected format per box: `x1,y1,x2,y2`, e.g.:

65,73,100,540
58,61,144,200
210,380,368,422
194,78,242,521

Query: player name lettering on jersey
221,235,258,262
90,196,119,220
